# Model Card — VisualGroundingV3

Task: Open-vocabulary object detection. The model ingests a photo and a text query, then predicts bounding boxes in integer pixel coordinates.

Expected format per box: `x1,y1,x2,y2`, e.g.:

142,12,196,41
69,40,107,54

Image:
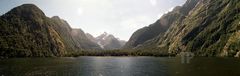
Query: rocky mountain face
123,0,200,49
86,32,126,50
85,33,96,43
71,29,101,50
0,4,100,57
50,16,101,50
125,0,240,57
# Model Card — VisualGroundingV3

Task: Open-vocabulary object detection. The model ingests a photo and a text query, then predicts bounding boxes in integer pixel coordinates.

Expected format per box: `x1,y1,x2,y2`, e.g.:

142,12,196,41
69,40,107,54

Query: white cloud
77,8,83,16
116,15,158,40
149,0,157,6
121,16,153,30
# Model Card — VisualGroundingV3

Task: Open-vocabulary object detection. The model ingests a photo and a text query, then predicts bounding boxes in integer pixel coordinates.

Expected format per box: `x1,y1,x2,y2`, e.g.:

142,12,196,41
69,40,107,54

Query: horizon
0,0,186,41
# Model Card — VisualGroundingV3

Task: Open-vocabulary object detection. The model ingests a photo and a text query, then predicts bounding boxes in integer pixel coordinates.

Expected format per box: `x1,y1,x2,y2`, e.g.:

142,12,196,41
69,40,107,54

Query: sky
0,0,186,41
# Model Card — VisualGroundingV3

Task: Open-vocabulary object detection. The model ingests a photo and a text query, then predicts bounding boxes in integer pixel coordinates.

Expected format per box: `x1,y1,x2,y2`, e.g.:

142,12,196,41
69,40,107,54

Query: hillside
123,0,200,49
125,0,240,57
0,4,101,57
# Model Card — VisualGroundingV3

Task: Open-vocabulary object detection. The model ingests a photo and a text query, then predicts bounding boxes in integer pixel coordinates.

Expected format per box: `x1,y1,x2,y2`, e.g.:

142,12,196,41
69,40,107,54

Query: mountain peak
97,32,110,39
52,16,61,20
71,29,85,36
3,4,45,20
19,4,38,8
103,32,109,36
85,32,126,50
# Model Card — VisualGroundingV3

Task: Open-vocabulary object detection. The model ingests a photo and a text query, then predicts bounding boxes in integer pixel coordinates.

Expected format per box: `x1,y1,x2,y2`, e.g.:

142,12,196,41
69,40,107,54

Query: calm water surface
0,57,240,76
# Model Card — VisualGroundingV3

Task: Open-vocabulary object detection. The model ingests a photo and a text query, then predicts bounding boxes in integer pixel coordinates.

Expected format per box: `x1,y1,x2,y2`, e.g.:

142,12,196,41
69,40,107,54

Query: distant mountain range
86,32,126,50
124,0,240,57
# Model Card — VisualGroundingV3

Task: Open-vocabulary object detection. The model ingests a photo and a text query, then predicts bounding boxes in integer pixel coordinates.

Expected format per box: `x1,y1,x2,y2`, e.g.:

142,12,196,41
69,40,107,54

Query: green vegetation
125,0,240,57
174,0,240,56
0,4,101,58
64,49,171,57
1,0,240,58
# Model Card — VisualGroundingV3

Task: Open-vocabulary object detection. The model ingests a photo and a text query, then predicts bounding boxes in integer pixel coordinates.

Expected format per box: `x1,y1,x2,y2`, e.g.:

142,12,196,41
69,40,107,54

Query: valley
0,0,240,58
1,0,240,76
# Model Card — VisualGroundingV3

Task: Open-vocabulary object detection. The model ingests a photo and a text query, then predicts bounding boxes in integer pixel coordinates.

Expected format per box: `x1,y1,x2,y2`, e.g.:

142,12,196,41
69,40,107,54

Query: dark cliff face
126,0,240,57
0,4,100,57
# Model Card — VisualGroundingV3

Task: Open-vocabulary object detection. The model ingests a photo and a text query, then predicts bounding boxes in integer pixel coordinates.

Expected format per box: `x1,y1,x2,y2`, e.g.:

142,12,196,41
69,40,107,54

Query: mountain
124,0,200,49
86,32,126,50
125,0,240,57
85,33,96,43
0,4,100,57
71,29,101,50
119,40,127,48
50,16,101,50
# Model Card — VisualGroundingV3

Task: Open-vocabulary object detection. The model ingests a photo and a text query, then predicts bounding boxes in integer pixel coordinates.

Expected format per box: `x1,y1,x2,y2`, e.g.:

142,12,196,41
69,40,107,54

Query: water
0,57,239,76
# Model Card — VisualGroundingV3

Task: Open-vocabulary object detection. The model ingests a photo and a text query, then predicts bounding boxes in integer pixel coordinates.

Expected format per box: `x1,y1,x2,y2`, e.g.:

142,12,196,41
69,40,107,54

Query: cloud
149,0,157,6
77,8,83,16
121,16,153,29
116,15,158,40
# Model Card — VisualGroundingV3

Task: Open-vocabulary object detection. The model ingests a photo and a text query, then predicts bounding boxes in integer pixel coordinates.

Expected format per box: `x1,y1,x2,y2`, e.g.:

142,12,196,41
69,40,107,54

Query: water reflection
83,57,164,76
0,57,239,76
178,52,194,64
167,57,240,76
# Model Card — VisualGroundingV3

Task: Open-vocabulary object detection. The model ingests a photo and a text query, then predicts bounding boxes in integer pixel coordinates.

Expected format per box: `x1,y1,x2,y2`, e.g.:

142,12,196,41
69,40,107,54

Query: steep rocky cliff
125,0,240,57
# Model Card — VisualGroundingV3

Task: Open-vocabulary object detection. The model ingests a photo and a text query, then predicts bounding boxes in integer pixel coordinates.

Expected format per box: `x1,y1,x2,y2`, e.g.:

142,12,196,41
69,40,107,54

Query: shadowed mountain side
0,4,101,57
